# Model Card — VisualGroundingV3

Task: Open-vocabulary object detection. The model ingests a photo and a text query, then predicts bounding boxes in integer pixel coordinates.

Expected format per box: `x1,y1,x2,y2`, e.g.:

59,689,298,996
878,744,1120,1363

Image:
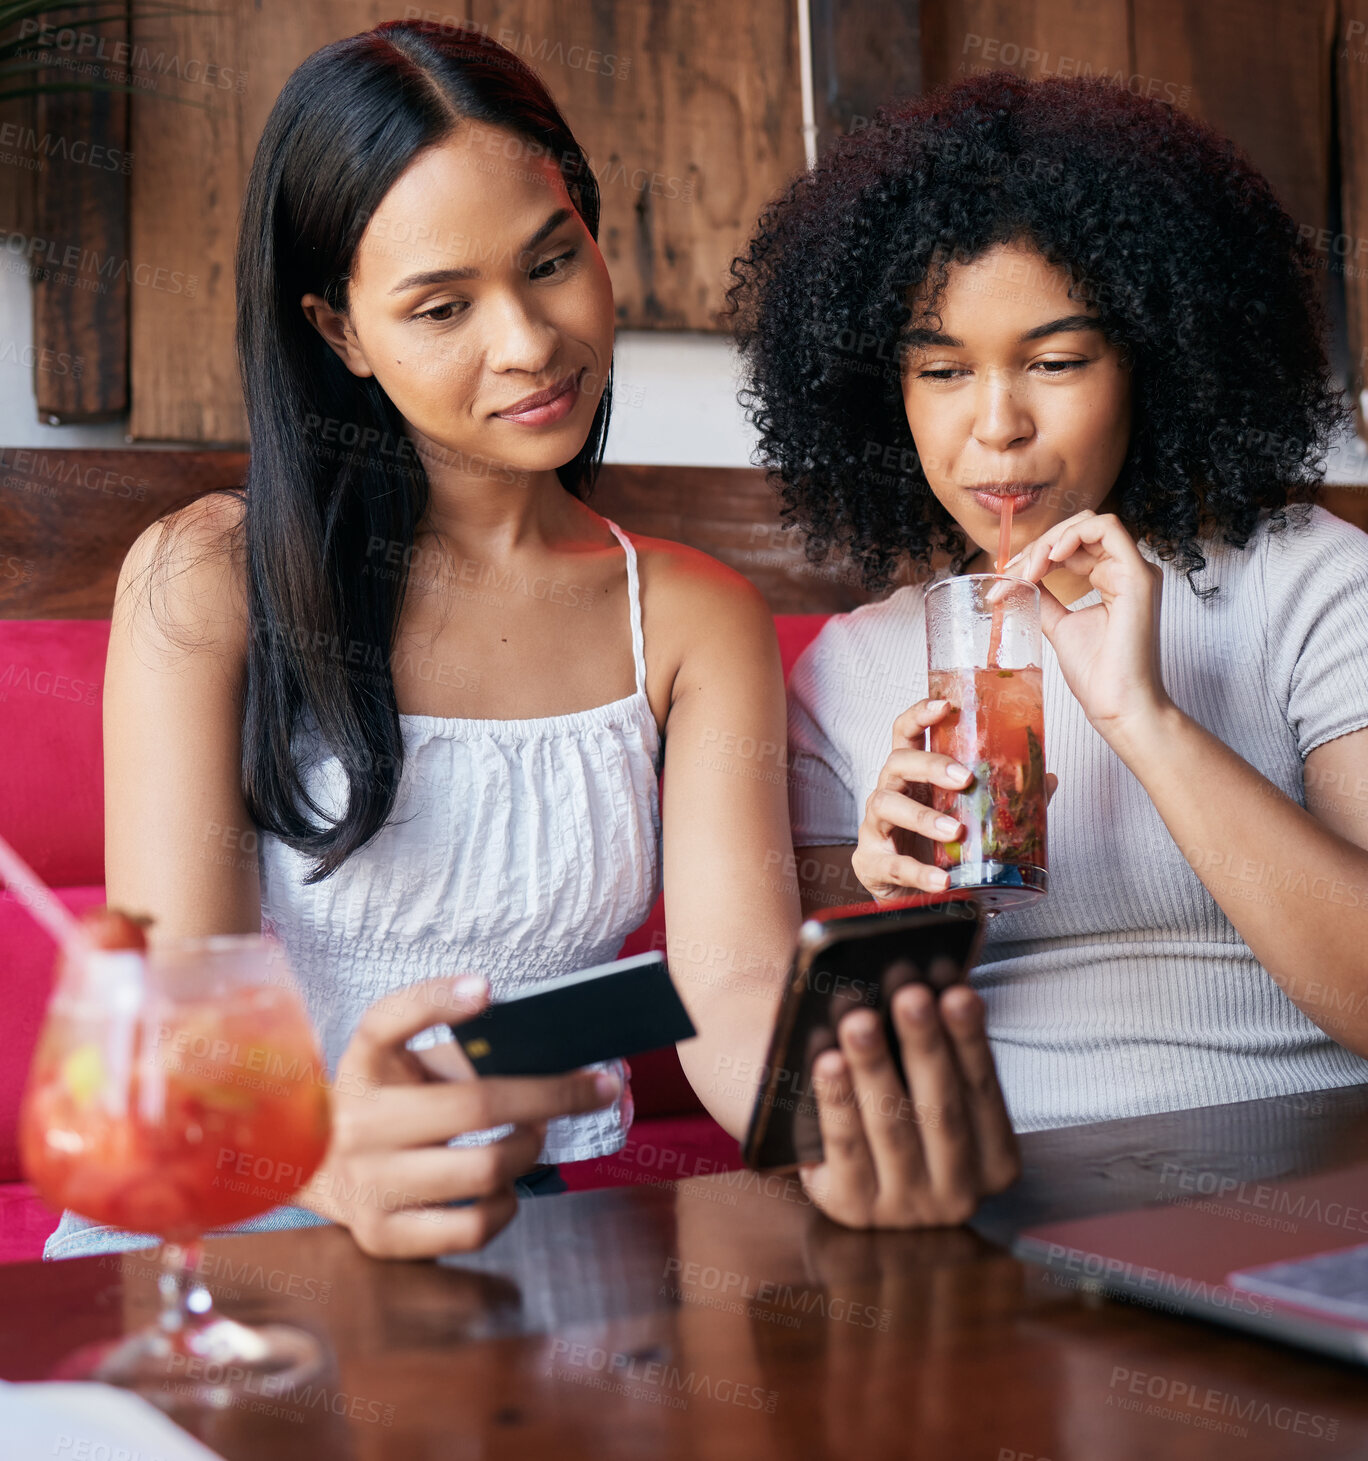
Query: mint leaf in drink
1024,726,1045,798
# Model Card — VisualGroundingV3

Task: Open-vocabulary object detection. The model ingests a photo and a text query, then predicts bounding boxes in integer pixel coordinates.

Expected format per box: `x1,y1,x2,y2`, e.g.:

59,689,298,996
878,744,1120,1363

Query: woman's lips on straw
969,485,1045,516
493,370,582,427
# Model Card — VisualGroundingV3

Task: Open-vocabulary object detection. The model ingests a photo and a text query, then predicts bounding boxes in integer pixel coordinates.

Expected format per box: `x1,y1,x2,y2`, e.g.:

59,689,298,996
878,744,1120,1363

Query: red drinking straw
995,495,1015,575
0,828,91,956
986,497,1015,667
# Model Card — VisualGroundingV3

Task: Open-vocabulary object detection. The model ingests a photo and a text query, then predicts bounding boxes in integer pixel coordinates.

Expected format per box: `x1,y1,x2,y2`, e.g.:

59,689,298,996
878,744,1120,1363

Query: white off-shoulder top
258,520,663,1162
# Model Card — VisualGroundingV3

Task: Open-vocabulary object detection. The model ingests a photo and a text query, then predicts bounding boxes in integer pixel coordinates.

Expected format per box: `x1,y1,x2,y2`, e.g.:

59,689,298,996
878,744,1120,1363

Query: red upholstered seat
0,619,113,1263
0,612,831,1257
0,619,108,889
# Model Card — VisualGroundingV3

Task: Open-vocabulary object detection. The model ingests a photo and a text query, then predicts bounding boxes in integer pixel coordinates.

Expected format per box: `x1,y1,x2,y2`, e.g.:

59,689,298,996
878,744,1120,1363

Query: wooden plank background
809,0,923,149
126,0,804,443
31,6,129,423
1340,0,1368,440
3,451,1366,621
921,0,1130,95
1131,0,1334,243
0,456,871,618
6,0,1366,450
920,0,1334,241
128,0,363,445
478,0,805,329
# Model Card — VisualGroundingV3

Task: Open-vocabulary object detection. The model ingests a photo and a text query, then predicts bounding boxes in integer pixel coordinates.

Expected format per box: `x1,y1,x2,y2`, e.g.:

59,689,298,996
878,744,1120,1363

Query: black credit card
448,951,697,1076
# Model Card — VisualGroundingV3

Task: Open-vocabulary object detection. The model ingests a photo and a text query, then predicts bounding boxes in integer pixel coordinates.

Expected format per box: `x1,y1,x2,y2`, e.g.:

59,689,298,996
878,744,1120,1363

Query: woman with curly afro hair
728,71,1368,1230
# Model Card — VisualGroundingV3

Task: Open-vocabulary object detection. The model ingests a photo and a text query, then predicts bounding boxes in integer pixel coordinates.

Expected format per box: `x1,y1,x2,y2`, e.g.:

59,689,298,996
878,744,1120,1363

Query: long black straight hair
233,20,611,882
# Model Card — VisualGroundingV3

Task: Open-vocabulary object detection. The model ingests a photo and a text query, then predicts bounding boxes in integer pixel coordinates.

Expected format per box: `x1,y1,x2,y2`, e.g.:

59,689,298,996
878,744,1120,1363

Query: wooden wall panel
1339,0,1368,440
810,0,922,148
127,2,398,443
477,0,804,327
0,97,35,237
1132,0,1335,234
127,1,245,444
4,449,1364,620
0,456,868,618
921,0,1129,91
31,9,129,422
921,0,1332,243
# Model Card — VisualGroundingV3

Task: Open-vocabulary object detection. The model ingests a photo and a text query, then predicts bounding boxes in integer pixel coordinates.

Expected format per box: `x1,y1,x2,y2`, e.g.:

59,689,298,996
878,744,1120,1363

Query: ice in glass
924,575,1049,910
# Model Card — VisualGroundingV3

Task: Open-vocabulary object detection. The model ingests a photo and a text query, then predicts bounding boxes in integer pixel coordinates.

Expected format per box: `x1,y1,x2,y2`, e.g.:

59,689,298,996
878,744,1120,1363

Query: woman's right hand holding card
304,976,618,1257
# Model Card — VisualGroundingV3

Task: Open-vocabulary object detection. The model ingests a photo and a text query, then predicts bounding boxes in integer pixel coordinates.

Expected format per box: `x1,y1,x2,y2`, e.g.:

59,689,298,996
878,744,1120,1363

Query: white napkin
0,1379,228,1460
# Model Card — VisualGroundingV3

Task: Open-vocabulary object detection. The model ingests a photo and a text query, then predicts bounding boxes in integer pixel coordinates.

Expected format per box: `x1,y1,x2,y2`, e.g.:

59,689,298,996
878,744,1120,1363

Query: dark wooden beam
0,448,243,617
809,0,921,149
0,454,872,618
1339,0,1368,443
592,463,873,613
30,5,130,422
3,449,1364,621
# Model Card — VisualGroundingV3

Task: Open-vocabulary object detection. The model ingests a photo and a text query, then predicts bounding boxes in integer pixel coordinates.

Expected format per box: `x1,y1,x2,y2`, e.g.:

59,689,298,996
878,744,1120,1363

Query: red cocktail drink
924,575,1049,910
17,924,333,1399
21,980,330,1242
929,665,1047,882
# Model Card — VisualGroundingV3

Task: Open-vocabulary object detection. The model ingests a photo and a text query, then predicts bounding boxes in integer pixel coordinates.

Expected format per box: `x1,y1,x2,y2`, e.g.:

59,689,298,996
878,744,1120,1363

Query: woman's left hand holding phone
799,982,1020,1228
301,975,619,1258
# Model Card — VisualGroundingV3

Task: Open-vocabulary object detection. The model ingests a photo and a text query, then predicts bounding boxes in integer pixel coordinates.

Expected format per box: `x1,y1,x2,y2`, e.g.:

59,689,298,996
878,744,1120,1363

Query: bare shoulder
115,489,249,664
629,531,773,644
626,534,778,730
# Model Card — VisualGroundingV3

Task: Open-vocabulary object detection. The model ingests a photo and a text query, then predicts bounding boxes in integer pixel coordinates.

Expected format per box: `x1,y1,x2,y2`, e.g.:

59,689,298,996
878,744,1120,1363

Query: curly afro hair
727,70,1347,592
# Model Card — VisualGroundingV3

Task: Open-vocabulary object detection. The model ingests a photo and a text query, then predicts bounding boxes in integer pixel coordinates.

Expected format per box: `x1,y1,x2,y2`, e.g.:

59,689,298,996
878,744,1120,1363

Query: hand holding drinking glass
852,698,1058,905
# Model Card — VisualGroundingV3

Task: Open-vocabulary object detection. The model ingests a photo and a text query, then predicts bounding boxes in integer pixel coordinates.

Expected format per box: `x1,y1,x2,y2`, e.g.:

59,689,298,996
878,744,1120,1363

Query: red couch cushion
0,619,108,887
774,613,831,677
0,616,829,895
0,1183,63,1266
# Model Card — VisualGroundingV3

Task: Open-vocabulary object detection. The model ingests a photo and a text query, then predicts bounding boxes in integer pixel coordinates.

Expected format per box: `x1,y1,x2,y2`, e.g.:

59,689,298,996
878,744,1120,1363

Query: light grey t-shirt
787,505,1368,1131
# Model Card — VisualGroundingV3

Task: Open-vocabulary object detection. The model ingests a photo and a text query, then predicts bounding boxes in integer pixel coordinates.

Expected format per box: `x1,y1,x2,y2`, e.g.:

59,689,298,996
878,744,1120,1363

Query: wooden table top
5,1083,1368,1460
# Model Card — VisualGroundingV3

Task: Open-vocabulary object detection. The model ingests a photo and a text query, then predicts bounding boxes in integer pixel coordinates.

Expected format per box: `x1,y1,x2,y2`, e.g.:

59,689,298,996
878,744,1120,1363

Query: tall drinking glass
19,934,332,1401
924,575,1049,910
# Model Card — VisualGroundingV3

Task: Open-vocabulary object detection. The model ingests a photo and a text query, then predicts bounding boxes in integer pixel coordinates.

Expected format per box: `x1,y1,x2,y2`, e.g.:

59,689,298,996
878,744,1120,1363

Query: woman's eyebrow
390,264,479,294
902,313,1102,349
388,208,575,295
518,206,573,257
1019,313,1102,341
903,326,963,348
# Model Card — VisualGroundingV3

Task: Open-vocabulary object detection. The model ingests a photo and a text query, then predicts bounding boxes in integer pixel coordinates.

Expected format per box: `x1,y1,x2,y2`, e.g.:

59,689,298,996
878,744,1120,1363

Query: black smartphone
448,951,696,1076
741,891,986,1172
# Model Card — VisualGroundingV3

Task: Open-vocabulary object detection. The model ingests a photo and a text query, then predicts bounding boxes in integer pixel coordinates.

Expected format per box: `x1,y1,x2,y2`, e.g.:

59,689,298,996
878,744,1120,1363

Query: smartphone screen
743,895,984,1171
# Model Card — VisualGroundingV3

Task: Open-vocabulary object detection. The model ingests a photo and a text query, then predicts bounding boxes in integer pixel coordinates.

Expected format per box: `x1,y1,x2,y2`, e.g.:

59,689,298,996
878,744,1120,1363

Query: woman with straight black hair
43,20,819,1260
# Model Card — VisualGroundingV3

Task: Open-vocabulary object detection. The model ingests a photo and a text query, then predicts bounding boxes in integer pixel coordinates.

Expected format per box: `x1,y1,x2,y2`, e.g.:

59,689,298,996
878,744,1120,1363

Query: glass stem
157,1239,211,1340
